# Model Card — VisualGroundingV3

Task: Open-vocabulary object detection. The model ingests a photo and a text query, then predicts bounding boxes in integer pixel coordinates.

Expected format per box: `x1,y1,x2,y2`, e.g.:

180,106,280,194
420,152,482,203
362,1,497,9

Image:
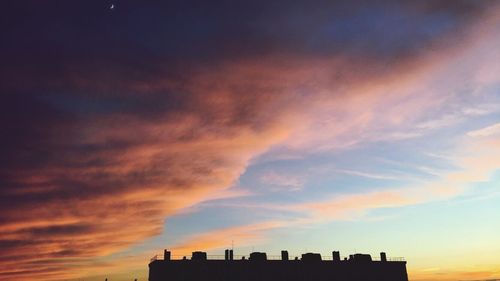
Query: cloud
467,123,500,137
294,129,500,222
0,1,499,280
332,169,399,181
411,267,500,281
296,190,418,221
205,124,500,225
0,101,290,280
259,172,304,191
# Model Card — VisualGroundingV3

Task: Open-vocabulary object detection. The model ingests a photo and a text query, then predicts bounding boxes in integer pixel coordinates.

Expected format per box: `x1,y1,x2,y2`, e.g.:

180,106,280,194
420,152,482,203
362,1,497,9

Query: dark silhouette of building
149,249,408,281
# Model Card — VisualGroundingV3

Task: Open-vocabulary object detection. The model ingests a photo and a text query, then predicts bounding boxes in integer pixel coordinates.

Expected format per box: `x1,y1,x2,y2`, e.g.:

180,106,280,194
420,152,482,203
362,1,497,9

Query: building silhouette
149,249,408,281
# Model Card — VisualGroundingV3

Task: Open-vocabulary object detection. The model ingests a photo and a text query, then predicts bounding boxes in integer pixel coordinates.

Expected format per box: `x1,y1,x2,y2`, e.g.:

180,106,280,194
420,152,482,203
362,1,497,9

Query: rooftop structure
149,249,408,281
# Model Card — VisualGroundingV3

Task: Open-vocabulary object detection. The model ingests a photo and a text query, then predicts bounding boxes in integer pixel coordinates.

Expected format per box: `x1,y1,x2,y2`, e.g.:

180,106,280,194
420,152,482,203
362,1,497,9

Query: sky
1,1,500,280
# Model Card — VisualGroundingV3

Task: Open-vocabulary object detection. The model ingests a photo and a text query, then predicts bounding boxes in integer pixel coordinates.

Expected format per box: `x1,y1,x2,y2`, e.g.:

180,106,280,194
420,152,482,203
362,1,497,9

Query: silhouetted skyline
149,250,408,281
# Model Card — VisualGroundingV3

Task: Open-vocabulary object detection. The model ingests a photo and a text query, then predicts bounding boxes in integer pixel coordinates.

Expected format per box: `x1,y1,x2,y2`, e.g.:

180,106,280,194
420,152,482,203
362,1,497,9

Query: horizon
1,1,500,281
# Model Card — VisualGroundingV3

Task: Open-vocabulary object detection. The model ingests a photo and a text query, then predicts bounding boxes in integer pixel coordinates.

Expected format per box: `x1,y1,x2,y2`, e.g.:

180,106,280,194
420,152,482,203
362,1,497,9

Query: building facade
149,250,408,281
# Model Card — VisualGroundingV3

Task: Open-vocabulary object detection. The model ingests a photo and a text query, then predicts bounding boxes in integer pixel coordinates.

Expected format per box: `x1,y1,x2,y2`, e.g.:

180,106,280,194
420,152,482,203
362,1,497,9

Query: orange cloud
297,191,419,221
410,267,500,281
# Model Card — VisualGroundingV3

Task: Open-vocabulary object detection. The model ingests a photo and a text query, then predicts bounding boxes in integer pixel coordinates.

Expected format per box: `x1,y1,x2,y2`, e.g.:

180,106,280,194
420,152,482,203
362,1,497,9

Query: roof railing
149,253,405,262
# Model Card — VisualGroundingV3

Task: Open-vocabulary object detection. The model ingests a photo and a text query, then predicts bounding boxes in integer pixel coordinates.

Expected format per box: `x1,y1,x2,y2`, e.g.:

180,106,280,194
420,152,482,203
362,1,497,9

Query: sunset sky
1,1,500,281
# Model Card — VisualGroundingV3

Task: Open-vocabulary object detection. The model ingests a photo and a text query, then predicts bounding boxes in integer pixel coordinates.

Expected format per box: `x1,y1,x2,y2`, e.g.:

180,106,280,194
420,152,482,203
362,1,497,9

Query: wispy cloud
259,171,305,191
332,169,399,181
467,123,500,137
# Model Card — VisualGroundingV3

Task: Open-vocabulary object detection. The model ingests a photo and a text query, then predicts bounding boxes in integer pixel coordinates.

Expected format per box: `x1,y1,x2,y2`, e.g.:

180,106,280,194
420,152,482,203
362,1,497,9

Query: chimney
380,252,387,262
164,249,171,261
332,251,340,261
281,250,289,261
229,249,234,260
225,249,229,260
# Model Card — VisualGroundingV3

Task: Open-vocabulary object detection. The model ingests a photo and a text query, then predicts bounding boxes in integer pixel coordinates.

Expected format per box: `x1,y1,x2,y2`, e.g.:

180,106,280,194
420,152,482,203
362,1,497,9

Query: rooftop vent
301,253,322,262
192,251,207,261
249,252,267,261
